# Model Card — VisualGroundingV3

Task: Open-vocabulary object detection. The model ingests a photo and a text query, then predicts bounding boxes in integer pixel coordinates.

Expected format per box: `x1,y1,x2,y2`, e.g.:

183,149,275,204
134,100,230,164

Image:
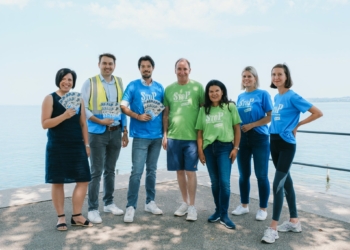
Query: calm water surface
0,103,349,199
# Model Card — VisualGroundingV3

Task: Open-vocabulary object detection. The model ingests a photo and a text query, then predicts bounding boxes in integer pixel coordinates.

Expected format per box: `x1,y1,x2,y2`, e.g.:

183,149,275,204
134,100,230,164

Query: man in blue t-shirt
120,55,165,223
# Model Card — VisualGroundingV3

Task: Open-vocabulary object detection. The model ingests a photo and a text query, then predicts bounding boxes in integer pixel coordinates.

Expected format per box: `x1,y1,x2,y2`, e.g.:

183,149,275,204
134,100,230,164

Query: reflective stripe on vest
87,75,123,134
88,75,123,115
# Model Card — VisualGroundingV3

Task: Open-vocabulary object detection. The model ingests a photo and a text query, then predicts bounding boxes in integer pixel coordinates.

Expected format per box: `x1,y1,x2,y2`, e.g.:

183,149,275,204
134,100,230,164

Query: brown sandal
71,213,93,227
56,214,67,231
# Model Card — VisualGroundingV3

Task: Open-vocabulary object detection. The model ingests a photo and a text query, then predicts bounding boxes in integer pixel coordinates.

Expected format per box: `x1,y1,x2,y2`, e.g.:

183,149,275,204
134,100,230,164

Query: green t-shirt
195,103,242,149
164,80,205,140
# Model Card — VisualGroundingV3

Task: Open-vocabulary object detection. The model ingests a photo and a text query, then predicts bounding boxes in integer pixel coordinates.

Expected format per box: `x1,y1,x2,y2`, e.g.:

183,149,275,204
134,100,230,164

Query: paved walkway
0,171,349,250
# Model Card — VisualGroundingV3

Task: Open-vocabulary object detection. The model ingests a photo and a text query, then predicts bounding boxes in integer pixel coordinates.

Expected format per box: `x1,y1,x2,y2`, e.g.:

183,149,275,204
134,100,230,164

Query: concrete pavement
0,170,349,250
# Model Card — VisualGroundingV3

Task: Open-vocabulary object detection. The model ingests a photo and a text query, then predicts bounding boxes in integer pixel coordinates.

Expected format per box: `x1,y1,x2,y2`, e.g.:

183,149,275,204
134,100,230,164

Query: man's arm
162,106,169,150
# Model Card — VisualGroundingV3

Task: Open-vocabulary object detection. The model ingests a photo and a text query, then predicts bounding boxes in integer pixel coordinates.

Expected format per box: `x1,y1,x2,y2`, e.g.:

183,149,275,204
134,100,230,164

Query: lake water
0,102,349,199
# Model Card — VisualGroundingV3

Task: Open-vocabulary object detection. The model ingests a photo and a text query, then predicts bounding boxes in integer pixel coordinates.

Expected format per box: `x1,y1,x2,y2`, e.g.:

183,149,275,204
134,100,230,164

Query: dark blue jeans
204,141,233,216
237,130,270,208
270,134,297,221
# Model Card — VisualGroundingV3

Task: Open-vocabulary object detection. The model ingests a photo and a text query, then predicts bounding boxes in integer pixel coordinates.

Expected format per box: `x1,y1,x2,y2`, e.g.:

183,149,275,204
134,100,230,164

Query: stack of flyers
101,102,121,126
59,92,82,114
143,99,165,120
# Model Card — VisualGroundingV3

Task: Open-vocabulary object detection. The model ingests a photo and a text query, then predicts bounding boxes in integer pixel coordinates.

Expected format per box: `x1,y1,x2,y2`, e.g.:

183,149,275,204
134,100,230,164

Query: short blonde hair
241,66,259,90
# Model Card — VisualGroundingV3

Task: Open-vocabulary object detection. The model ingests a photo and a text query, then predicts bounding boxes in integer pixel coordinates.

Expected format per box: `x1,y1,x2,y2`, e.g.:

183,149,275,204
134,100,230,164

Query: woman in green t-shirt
195,80,241,230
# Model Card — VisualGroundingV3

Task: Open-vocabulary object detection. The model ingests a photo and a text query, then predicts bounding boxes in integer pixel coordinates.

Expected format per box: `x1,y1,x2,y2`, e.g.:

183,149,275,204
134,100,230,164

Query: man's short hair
99,53,116,64
175,58,191,69
138,55,155,68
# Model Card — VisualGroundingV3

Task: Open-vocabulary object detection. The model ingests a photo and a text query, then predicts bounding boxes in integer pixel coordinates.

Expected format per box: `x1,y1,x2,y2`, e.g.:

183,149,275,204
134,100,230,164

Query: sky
1,0,349,105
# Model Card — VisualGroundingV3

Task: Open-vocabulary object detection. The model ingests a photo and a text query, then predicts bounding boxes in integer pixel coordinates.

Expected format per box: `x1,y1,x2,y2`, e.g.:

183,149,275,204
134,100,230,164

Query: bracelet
233,146,239,150
85,144,90,148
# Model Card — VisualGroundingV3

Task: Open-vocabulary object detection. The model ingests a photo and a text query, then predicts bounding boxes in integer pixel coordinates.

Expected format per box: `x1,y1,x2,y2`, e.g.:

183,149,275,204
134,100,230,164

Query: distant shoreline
1,98,350,106
307,97,350,102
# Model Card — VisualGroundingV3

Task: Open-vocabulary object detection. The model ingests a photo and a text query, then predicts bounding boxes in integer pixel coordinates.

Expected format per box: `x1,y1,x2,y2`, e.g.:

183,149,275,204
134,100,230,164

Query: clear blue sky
1,0,349,105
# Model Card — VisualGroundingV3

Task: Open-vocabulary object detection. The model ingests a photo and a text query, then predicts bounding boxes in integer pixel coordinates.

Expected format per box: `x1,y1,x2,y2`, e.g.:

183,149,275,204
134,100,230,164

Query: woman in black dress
41,68,92,230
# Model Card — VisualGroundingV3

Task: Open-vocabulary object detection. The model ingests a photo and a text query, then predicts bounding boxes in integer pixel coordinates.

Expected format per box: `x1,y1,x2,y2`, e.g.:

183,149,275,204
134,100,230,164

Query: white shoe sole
231,211,249,216
261,238,276,244
174,211,187,216
88,218,102,224
124,218,133,223
145,208,163,215
104,208,124,215
186,216,197,221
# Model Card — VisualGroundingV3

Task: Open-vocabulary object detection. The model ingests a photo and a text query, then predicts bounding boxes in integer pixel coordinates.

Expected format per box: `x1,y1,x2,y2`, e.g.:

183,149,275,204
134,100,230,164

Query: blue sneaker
220,215,236,229
208,210,220,223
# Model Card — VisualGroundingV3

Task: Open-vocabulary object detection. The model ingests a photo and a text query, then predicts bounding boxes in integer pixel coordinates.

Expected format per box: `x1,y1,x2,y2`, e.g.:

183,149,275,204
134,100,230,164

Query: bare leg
72,182,91,225
52,184,66,229
186,171,197,206
270,220,278,230
177,170,189,204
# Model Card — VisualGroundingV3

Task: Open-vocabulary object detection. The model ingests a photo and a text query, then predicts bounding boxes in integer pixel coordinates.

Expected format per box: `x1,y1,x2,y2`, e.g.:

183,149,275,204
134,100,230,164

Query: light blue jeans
126,138,162,209
88,128,122,211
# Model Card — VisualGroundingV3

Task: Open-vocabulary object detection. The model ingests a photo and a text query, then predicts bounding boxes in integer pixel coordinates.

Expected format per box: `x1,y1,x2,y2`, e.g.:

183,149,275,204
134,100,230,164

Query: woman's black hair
270,64,293,89
204,80,233,115
55,68,77,89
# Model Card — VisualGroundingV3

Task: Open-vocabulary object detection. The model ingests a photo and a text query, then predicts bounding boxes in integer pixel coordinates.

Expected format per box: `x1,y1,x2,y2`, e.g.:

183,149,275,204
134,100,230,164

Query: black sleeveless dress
45,92,91,183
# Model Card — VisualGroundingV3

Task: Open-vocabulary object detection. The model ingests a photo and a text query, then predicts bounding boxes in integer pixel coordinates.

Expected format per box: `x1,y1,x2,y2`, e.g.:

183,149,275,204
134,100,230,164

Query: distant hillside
307,96,350,102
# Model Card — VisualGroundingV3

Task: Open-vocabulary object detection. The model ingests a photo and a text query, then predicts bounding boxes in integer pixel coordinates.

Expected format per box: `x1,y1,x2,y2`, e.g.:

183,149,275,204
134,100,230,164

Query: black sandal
56,214,67,231
71,213,93,227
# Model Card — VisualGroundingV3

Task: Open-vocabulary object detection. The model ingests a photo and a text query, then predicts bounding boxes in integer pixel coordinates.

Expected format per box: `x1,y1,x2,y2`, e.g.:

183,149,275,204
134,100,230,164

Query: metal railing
276,130,350,173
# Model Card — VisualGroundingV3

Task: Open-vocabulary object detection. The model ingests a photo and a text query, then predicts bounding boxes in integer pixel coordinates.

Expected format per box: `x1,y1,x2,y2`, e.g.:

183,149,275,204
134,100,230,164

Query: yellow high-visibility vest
88,75,123,115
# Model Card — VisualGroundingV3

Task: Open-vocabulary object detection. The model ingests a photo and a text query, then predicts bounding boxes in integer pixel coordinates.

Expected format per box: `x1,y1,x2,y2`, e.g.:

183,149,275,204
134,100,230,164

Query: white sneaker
174,202,189,216
256,209,268,221
145,201,163,215
277,221,302,232
186,206,197,221
261,227,279,244
88,210,102,224
104,204,124,215
124,206,135,223
231,205,249,215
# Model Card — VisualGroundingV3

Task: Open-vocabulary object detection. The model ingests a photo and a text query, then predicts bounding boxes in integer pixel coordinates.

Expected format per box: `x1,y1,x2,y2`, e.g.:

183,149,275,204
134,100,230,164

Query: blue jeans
126,138,162,209
204,141,233,216
237,130,270,208
88,128,122,211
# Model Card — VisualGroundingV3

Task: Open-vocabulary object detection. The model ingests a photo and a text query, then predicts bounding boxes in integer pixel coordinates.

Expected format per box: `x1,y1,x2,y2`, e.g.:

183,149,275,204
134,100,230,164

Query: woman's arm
197,130,206,165
293,105,323,136
41,95,76,129
229,123,241,163
79,100,90,157
241,111,272,133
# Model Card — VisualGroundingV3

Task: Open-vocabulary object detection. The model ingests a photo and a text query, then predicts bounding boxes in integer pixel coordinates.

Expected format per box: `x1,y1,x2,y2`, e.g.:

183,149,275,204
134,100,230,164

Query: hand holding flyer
143,99,165,120
101,102,121,126
59,92,82,114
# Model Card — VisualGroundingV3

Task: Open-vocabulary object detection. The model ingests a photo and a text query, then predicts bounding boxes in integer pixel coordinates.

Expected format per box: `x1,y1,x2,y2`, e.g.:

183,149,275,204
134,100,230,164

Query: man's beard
142,73,152,79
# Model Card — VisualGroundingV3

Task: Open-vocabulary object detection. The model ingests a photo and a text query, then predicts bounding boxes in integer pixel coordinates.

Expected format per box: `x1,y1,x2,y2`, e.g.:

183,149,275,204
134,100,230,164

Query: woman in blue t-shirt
233,66,273,221
261,64,323,244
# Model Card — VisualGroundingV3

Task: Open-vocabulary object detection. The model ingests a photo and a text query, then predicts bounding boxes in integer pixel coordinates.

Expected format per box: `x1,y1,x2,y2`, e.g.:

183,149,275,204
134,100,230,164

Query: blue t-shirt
269,90,312,144
122,79,164,139
237,89,273,135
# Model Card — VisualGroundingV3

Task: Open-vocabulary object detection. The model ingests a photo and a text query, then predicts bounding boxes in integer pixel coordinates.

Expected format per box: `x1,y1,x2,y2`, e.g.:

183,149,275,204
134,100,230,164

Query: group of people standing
41,53,322,244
